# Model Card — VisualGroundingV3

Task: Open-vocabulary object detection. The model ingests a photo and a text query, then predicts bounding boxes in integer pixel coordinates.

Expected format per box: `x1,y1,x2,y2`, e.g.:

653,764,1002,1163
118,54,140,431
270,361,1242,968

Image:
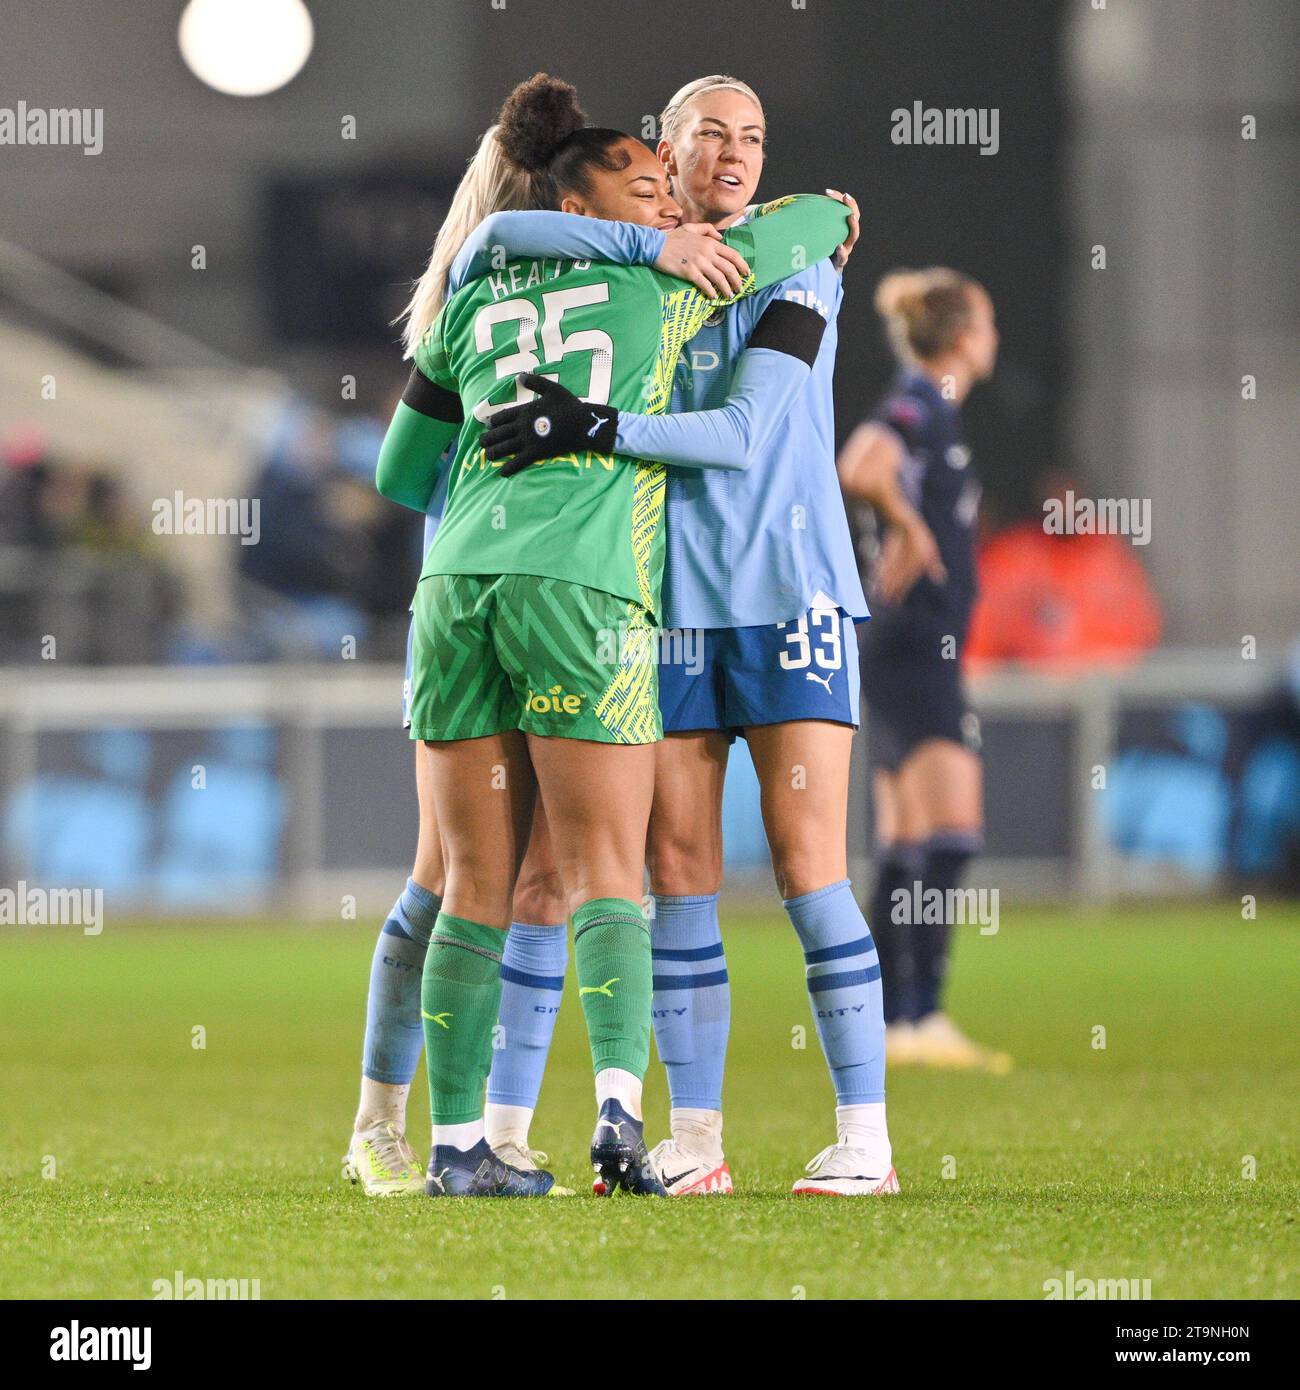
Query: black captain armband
401,366,463,423
748,298,828,367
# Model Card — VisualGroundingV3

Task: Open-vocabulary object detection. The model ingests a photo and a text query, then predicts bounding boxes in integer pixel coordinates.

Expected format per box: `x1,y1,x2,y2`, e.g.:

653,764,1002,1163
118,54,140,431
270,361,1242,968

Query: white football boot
648,1136,733,1196
342,1121,425,1196
885,1020,919,1065
491,1140,575,1197
792,1143,900,1197
910,1012,1013,1074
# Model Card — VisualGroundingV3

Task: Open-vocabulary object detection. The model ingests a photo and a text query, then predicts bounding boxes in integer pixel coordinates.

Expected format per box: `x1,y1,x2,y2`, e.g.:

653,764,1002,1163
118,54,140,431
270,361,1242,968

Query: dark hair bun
497,73,587,172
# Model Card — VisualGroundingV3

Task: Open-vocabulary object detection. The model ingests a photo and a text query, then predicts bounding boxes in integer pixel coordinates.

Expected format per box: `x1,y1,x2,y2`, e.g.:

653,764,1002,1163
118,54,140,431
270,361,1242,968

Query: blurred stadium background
1,0,1297,918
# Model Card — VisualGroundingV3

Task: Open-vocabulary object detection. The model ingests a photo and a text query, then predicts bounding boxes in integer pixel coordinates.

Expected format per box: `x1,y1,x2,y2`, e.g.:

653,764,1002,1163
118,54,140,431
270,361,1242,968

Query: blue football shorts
657,604,862,739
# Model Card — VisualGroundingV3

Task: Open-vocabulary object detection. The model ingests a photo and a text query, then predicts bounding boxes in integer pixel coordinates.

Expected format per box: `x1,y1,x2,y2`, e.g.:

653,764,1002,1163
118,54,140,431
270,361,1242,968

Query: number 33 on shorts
656,603,861,733
764,603,861,726
778,609,843,681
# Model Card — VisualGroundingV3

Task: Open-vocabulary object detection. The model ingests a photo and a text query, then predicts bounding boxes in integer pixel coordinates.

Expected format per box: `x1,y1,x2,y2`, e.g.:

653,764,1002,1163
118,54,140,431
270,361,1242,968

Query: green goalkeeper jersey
380,194,850,617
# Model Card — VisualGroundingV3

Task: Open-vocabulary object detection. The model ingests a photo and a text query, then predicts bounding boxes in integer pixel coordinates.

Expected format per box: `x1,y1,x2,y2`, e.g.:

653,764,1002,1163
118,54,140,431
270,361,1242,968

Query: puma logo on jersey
806,670,834,693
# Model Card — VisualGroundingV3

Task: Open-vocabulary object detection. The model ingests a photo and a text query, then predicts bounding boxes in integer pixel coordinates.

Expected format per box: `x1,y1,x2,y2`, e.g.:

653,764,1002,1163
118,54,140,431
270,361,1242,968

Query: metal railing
0,651,1286,915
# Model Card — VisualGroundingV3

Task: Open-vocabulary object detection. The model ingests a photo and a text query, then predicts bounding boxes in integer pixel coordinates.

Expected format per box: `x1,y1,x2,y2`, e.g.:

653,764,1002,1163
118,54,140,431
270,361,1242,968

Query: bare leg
645,730,730,896
745,720,854,899
895,738,983,836
510,792,567,925
426,731,536,929
412,739,446,897
526,736,655,913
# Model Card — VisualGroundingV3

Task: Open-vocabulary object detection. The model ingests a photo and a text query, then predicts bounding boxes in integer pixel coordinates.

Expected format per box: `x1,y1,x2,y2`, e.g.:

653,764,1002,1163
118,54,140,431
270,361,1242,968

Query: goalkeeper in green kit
375,74,850,1197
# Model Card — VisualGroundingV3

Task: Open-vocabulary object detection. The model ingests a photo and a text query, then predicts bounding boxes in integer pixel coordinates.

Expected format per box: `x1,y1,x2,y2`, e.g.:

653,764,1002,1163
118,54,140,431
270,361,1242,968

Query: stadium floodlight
178,0,314,98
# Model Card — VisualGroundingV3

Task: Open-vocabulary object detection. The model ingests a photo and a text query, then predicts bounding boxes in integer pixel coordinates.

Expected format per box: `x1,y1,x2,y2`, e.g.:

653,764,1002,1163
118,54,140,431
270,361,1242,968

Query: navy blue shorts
859,619,980,771
658,606,861,739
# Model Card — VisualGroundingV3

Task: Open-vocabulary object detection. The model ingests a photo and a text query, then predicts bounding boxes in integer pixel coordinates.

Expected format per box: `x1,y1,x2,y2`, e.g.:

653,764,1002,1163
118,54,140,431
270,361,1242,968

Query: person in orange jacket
966,470,1162,673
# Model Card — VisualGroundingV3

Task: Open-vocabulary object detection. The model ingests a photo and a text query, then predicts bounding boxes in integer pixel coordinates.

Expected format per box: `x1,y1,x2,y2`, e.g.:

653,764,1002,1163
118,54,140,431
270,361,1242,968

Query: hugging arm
484,287,830,476
450,213,665,294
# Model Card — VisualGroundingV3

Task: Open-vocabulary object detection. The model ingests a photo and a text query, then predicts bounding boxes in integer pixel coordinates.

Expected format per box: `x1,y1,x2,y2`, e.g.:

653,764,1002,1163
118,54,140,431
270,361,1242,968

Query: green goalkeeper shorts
409,573,663,745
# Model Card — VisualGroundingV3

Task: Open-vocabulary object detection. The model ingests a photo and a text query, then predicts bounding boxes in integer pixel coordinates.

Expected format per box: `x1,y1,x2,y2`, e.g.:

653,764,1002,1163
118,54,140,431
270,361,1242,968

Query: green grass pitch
1,901,1295,1300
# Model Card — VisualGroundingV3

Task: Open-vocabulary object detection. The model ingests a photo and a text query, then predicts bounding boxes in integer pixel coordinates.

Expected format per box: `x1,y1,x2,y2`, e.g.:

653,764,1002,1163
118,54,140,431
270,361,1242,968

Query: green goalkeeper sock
421,913,505,1125
573,897,652,1079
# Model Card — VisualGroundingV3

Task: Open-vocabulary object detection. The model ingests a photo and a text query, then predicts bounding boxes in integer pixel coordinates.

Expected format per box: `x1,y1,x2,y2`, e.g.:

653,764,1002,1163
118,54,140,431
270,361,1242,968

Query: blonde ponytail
875,267,980,362
397,123,534,359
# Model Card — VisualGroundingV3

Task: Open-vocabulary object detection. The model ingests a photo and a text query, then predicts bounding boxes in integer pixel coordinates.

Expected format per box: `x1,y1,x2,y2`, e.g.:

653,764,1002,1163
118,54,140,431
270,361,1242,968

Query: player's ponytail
497,71,635,209
397,73,628,356
397,123,533,359
875,267,981,362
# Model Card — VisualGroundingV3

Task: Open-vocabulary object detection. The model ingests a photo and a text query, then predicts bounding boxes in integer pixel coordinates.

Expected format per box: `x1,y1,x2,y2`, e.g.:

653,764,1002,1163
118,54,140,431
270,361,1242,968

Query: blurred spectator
2,405,419,667
0,431,179,665
965,468,1161,671
0,430,57,546
234,401,419,661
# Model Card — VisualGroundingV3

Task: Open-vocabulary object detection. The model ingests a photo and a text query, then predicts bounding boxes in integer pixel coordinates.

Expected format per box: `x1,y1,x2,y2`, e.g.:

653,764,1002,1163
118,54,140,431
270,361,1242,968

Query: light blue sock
362,878,441,1085
650,894,730,1111
785,879,885,1104
485,922,568,1108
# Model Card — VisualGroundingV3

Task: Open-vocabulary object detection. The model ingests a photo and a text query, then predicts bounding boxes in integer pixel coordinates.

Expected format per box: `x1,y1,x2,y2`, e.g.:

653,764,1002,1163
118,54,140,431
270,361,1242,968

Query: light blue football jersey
662,255,867,630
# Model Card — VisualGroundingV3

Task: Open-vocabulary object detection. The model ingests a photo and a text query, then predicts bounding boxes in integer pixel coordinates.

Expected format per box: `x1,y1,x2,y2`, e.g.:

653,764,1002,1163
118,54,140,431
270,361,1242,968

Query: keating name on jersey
484,257,593,301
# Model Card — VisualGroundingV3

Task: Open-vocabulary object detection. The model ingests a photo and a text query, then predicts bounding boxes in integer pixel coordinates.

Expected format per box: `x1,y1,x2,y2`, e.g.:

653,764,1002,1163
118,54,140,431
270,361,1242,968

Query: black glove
481,372,619,478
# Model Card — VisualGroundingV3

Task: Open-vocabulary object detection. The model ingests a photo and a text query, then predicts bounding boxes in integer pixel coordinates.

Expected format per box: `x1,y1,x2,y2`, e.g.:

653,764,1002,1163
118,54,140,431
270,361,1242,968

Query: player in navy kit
838,267,1010,1072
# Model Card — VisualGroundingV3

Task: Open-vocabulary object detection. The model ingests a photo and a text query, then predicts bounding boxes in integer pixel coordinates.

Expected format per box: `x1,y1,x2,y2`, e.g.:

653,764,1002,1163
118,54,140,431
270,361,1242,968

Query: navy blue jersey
867,369,980,644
